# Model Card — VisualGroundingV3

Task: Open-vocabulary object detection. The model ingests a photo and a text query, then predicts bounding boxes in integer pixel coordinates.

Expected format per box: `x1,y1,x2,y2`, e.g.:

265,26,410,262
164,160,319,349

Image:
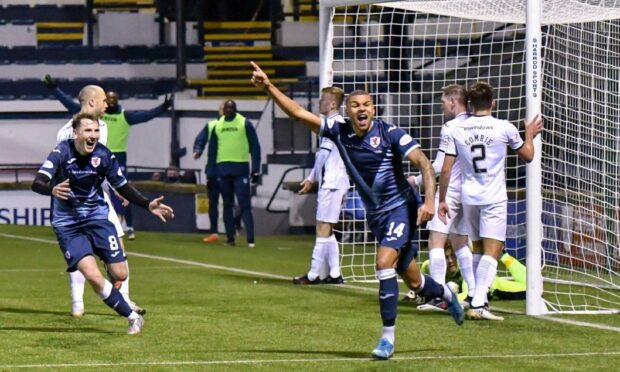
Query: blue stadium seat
153,79,176,95
2,5,31,21
39,45,69,64
125,46,150,64
100,77,125,94
0,46,10,64
66,45,96,64
149,45,176,63
10,46,38,64
14,78,48,100
95,46,124,64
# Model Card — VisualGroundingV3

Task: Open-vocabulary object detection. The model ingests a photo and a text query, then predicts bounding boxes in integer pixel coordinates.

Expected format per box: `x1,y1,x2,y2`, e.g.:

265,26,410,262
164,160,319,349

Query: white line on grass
2,351,620,369
2,232,620,334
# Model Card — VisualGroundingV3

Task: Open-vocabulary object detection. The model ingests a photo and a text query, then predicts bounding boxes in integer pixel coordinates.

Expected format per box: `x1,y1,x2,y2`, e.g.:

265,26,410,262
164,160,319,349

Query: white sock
325,235,341,278
118,261,132,305
381,326,395,344
471,255,498,308
472,253,482,275
97,280,113,300
429,248,446,285
455,246,476,297
308,237,329,280
441,283,454,302
69,270,86,305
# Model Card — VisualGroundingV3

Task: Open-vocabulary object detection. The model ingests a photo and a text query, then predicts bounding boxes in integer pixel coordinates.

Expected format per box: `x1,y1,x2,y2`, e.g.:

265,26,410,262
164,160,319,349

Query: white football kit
445,115,524,241
424,112,469,235
310,113,349,224
56,119,124,238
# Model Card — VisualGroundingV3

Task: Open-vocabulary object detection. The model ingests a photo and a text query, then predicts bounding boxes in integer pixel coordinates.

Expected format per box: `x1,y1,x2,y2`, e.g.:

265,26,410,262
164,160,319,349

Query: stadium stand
186,20,311,99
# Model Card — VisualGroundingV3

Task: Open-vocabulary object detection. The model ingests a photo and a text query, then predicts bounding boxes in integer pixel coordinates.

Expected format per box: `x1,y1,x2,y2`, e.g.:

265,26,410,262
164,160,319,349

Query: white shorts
462,201,507,242
104,191,124,238
316,187,348,224
426,195,468,235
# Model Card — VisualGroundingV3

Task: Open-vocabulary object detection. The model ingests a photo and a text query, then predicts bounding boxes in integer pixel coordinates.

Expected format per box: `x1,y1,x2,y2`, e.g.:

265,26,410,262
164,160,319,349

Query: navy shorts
53,219,125,272
368,199,419,274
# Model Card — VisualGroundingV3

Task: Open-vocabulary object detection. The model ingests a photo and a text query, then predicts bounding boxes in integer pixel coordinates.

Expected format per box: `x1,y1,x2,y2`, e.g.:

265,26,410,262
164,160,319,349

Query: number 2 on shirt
470,144,488,174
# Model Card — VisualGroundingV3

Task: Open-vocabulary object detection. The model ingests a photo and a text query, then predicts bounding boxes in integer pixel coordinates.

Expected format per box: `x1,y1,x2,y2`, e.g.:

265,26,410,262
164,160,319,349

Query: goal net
324,0,620,314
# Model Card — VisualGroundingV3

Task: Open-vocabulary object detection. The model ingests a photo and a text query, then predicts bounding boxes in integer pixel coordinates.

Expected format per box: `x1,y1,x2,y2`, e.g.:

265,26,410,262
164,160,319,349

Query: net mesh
328,0,620,312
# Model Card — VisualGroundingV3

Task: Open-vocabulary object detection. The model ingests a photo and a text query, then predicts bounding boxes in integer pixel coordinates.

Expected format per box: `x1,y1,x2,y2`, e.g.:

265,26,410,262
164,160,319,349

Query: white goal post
320,0,620,315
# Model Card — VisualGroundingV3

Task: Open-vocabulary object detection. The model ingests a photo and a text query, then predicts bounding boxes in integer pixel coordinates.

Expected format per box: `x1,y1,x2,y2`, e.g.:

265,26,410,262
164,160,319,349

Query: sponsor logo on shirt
43,160,53,169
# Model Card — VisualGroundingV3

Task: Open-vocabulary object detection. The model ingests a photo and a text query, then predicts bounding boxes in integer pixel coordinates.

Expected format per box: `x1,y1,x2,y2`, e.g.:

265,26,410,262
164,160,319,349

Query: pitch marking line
2,232,620,334
2,351,620,369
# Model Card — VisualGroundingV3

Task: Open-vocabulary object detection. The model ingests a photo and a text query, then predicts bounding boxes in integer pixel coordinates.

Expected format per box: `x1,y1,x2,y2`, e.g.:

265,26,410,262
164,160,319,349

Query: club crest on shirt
91,157,101,168
369,136,381,148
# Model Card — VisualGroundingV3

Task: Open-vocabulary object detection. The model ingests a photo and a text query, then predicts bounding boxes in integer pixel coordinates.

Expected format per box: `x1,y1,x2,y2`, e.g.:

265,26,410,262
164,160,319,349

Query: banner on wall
0,190,52,226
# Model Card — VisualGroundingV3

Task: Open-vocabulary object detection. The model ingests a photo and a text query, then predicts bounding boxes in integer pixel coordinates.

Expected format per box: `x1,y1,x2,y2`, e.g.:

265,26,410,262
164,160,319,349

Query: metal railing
265,164,311,213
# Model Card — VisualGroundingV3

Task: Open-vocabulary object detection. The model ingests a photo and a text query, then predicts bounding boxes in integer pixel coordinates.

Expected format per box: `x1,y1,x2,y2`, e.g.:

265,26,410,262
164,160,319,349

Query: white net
327,0,620,312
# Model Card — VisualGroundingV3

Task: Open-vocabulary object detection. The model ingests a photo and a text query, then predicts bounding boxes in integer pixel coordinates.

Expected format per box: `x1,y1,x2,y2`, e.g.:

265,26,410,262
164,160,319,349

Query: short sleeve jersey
320,118,420,214
37,140,127,227
319,114,350,190
445,115,524,205
438,112,470,200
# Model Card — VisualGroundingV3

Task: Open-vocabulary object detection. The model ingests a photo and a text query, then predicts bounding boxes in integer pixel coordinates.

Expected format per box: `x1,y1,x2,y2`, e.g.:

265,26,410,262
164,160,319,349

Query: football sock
472,255,498,308
105,262,133,305
381,326,395,344
472,253,482,274
377,269,398,327
69,270,86,304
429,248,446,284
98,280,132,317
307,237,329,281
455,245,476,297
325,234,341,278
118,261,132,305
417,274,452,302
501,252,526,284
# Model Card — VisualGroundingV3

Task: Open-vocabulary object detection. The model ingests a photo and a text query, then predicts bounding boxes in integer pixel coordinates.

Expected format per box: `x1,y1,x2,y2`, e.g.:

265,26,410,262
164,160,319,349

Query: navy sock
379,276,399,327
418,274,444,299
103,287,132,317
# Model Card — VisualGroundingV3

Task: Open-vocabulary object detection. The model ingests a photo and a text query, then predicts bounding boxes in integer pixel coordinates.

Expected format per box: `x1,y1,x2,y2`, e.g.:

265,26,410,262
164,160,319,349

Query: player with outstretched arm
251,61,463,360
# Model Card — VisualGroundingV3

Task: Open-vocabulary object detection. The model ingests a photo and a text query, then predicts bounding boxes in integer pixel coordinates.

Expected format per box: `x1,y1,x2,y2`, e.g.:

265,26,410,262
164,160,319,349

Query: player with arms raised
251,61,463,360
439,81,543,320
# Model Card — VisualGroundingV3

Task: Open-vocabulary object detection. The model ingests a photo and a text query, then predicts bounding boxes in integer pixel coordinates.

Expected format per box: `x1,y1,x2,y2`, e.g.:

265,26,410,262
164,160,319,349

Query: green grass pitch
1,224,619,371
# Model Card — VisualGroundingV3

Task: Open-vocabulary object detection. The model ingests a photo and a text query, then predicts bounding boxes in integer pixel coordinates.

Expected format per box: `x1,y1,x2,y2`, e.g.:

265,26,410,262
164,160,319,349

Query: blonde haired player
293,86,349,285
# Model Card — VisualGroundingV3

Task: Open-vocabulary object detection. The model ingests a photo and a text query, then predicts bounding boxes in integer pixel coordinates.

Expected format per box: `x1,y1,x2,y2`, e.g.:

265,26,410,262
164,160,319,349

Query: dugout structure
319,0,620,315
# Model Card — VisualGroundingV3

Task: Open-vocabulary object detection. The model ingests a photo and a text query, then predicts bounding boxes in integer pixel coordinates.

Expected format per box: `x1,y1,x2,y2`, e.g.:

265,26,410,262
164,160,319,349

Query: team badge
91,157,101,168
370,136,381,148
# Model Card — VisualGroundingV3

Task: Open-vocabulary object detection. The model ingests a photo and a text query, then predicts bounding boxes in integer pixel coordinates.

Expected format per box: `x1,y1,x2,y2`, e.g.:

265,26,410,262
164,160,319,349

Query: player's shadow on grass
0,325,115,334
0,307,117,319
238,349,371,359
239,348,441,359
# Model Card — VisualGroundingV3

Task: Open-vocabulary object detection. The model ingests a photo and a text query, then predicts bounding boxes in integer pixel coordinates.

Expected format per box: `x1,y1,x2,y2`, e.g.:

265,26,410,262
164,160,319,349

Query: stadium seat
10,46,38,64
66,45,96,64
14,78,49,100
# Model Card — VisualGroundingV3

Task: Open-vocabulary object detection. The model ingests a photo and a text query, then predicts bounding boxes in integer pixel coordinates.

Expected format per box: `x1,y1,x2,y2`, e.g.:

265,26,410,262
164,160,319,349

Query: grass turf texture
1,224,619,371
